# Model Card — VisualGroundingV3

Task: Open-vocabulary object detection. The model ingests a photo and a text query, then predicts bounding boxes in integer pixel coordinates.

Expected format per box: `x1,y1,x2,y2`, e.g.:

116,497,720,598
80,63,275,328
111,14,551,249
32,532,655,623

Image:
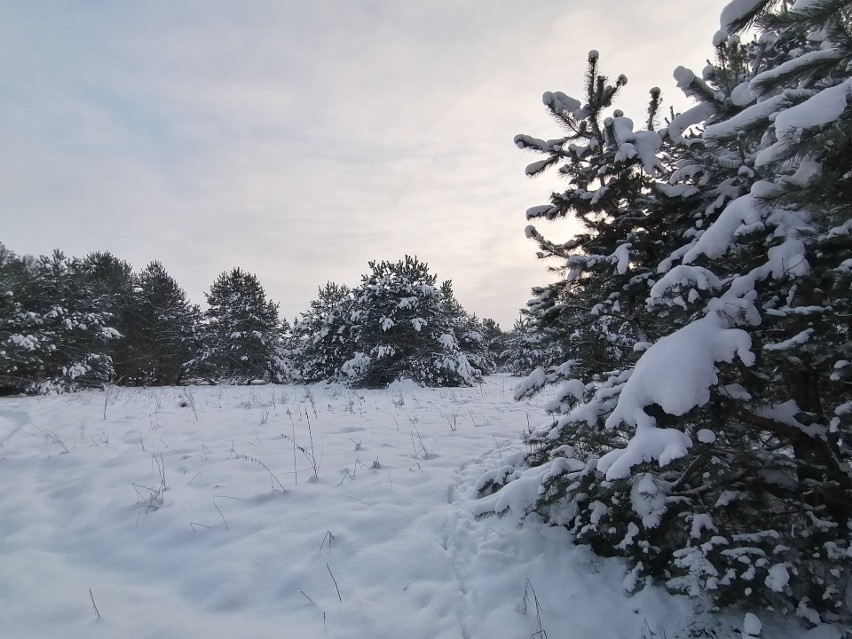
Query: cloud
0,0,728,328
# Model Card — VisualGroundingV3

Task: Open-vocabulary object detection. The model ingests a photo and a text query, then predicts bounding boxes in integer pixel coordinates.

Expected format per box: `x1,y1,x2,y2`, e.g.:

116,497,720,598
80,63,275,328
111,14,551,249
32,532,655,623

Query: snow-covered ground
0,376,838,639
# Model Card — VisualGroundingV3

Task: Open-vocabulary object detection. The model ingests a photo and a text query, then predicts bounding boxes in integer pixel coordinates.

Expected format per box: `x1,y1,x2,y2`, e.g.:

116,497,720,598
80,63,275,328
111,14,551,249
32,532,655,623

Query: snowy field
0,376,837,639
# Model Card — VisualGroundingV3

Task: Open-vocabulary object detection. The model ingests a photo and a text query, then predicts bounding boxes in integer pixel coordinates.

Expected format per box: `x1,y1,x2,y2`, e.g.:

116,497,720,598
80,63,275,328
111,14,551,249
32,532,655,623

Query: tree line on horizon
0,248,523,395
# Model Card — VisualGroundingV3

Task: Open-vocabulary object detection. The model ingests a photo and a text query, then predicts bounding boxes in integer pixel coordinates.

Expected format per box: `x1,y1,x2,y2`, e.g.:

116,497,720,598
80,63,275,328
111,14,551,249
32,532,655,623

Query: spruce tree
77,251,135,381
500,316,567,378
123,261,202,385
290,282,355,383
479,317,509,371
0,249,119,393
193,268,282,384
344,256,480,388
439,281,495,378
478,2,852,623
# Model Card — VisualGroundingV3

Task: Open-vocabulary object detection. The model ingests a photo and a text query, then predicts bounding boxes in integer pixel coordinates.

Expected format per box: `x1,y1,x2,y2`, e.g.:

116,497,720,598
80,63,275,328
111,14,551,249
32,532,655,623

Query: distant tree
479,317,506,370
439,281,495,377
290,282,355,382
0,249,119,393
343,256,481,388
77,251,135,379
192,268,282,383
500,316,567,377
122,261,202,385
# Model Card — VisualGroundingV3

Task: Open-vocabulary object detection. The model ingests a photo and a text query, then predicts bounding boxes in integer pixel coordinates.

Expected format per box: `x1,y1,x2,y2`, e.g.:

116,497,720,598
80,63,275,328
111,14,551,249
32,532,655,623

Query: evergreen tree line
0,249,507,394
480,0,852,625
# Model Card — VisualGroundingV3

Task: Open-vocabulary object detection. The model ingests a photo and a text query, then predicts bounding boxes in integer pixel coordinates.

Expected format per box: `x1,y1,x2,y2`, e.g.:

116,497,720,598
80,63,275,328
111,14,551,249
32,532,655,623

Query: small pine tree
192,268,282,384
344,256,481,388
289,282,356,382
122,261,202,385
0,249,119,393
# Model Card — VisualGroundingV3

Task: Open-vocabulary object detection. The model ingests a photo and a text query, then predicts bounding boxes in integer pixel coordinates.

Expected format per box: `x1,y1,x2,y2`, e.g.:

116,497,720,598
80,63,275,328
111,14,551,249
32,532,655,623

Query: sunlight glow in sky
1,1,727,328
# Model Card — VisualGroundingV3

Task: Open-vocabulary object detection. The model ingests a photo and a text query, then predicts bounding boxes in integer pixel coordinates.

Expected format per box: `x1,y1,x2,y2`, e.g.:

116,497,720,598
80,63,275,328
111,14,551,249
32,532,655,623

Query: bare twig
183,387,199,421
213,497,229,529
89,588,101,620
326,563,342,602
319,531,335,551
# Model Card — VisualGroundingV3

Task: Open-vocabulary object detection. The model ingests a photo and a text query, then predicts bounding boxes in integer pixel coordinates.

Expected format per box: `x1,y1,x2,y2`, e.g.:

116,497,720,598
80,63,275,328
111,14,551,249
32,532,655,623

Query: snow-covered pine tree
289,282,356,383
478,2,852,624
0,245,40,393
511,51,681,399
499,316,566,377
121,261,202,386
439,280,496,378
77,251,135,382
479,317,509,371
0,249,119,393
192,268,283,384
343,256,480,388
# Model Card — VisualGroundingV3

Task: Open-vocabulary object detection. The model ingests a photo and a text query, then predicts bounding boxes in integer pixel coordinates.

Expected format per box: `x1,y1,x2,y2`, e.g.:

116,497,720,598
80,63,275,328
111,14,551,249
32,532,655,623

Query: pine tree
343,256,480,388
439,281,495,378
479,317,509,370
499,316,567,377
0,245,40,393
478,2,852,623
122,261,202,385
0,249,119,393
192,268,282,384
290,282,355,382
77,251,135,381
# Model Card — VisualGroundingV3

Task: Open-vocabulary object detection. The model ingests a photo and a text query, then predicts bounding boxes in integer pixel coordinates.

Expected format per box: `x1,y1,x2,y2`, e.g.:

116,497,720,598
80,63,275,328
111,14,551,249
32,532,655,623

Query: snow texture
703,94,790,141
611,116,664,174
757,79,852,167
749,49,842,98
720,0,764,34
599,314,753,479
743,612,763,637
683,194,762,263
0,376,750,639
765,563,790,592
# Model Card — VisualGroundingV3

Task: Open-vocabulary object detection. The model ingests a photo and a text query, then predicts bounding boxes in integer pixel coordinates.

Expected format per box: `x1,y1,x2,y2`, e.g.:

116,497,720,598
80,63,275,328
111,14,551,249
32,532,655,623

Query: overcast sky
1,1,728,329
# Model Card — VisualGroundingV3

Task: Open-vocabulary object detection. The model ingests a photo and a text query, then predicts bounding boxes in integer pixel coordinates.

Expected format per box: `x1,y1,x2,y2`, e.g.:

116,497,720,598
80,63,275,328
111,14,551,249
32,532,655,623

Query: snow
757,79,852,167
630,473,668,528
0,376,729,639
513,367,546,400
765,563,790,592
748,49,842,98
720,0,764,34
605,313,754,431
613,243,631,275
764,328,814,351
648,265,723,306
598,314,753,480
732,82,755,106
0,378,838,638
610,116,664,174
673,66,695,90
542,91,580,115
703,94,790,141
743,612,763,637
697,429,717,444
683,194,763,263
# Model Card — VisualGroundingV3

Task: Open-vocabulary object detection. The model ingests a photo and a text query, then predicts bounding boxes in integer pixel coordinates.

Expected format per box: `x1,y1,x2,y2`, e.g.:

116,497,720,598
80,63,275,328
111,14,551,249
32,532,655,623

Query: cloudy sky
2,1,728,328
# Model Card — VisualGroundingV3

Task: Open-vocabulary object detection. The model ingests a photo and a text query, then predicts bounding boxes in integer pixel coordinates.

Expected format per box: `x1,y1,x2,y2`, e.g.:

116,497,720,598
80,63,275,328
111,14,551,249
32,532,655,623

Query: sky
1,1,729,329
